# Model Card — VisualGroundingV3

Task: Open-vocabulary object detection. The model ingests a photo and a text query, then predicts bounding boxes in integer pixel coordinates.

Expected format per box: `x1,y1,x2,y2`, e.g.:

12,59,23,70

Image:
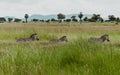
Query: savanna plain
0,22,120,75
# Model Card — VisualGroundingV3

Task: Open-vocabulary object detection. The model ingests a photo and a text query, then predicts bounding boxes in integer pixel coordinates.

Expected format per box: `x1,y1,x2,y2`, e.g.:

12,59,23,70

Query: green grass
0,22,120,75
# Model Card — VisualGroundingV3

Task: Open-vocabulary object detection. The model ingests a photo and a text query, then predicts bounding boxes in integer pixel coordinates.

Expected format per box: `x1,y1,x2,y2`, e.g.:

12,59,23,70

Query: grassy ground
0,22,120,75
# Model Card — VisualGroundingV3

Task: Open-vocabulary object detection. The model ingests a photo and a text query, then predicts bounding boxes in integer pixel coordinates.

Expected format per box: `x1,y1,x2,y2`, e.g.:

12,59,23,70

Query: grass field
0,22,120,75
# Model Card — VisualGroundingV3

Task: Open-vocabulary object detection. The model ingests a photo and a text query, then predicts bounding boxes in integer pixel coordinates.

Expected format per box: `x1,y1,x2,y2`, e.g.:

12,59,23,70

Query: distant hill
4,14,92,22
29,14,57,20
28,14,92,21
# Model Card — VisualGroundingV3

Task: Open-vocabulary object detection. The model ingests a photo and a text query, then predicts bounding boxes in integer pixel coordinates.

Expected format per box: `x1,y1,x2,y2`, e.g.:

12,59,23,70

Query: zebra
17,33,39,42
88,34,110,43
49,36,68,43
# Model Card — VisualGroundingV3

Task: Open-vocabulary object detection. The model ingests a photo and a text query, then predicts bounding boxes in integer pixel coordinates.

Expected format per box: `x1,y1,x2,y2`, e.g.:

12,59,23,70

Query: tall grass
0,22,120,75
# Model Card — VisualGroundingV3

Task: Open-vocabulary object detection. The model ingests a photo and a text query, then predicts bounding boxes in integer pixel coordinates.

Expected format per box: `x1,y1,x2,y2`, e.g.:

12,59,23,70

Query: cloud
0,0,120,18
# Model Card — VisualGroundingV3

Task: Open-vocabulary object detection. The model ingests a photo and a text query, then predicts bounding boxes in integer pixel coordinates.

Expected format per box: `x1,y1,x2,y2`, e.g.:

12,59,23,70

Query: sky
0,0,120,18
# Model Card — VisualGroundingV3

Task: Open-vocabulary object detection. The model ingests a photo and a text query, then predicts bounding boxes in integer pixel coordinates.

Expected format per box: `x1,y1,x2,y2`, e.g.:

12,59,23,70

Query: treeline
0,17,22,23
0,12,120,24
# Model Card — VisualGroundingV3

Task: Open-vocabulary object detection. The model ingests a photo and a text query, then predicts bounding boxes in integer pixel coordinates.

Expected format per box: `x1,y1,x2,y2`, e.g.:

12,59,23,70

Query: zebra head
100,34,110,42
30,33,39,41
59,36,68,42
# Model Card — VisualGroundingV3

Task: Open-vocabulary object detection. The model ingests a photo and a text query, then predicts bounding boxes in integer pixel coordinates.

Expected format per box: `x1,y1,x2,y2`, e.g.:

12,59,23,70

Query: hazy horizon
0,0,120,18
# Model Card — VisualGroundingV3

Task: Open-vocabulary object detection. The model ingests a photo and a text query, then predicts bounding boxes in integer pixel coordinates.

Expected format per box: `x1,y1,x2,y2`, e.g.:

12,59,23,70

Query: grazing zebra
17,33,39,42
49,36,68,43
88,34,110,43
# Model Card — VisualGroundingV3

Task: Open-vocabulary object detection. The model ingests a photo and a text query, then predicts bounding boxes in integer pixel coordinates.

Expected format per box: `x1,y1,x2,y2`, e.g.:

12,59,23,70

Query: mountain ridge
4,14,92,21
29,14,92,20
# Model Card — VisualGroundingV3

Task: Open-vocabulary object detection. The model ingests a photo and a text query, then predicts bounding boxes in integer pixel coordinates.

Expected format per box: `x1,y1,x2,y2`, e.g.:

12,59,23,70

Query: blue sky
0,0,120,18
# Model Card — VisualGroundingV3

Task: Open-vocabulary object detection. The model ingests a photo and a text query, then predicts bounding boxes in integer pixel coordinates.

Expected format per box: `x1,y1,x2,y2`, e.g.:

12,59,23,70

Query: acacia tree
90,14,100,22
78,12,83,23
116,17,120,24
83,17,88,22
14,18,21,22
32,19,39,22
99,17,104,23
0,17,6,23
8,18,13,23
108,15,116,22
71,16,76,21
71,16,78,22
57,13,65,23
24,14,29,23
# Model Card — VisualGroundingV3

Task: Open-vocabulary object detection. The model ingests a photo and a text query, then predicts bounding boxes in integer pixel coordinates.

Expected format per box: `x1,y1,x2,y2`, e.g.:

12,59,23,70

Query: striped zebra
49,36,68,43
17,33,39,42
88,34,110,43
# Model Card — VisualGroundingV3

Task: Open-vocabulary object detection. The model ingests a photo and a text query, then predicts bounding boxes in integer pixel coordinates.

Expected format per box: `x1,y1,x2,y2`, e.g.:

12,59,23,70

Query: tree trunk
80,19,82,24
25,18,28,23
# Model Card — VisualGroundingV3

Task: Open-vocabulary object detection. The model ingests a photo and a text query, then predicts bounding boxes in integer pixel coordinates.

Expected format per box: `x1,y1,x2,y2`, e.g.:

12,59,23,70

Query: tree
32,19,39,22
108,15,116,22
115,17,120,24
14,18,21,22
51,18,57,22
8,18,13,23
99,17,104,23
78,12,83,23
72,19,78,22
71,16,78,22
83,17,88,22
24,14,29,23
90,14,100,22
0,17,6,23
40,20,45,22
71,16,76,21
57,13,65,23
64,19,71,22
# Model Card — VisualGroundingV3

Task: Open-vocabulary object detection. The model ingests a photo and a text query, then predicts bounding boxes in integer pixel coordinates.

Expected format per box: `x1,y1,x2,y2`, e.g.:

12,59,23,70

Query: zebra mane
59,36,66,40
100,34,109,39
30,33,37,38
